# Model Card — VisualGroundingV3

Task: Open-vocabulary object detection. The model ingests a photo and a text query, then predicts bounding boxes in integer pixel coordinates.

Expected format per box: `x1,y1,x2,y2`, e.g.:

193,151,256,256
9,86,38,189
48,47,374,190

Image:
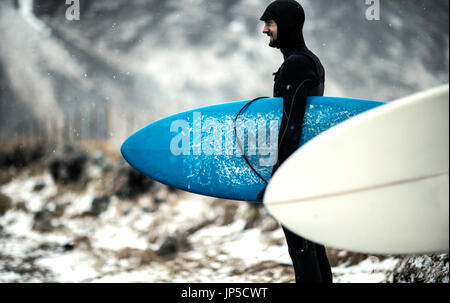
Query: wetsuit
259,0,333,283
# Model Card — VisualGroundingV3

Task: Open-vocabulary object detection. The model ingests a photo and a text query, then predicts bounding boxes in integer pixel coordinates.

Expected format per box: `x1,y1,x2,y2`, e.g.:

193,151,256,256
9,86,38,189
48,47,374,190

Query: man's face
262,20,278,47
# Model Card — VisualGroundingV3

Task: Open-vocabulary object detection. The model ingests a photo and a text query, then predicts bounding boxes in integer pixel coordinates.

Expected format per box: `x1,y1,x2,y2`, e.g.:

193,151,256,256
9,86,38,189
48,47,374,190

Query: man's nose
262,25,268,34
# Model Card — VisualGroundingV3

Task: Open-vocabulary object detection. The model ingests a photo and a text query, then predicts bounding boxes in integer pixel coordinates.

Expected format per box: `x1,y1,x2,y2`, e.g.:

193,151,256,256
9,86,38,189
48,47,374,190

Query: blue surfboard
121,97,385,202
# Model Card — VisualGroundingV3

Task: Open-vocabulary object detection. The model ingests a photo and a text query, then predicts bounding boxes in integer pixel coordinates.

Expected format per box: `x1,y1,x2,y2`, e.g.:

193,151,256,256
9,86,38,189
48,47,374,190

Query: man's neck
281,42,308,60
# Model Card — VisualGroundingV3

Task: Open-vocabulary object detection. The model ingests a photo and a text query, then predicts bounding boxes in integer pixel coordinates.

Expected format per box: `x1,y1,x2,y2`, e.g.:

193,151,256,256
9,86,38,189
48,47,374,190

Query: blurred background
0,0,448,147
0,0,448,283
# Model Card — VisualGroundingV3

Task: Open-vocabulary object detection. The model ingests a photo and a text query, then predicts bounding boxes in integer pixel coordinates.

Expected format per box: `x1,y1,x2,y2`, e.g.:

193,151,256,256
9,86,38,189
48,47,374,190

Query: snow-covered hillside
0,144,447,282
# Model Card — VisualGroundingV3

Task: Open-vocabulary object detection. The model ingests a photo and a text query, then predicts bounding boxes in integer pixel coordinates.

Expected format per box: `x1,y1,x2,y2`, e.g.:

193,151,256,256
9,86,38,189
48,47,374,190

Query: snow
333,257,400,283
221,227,289,264
36,251,100,283
1,173,56,212
0,169,447,283
93,225,149,251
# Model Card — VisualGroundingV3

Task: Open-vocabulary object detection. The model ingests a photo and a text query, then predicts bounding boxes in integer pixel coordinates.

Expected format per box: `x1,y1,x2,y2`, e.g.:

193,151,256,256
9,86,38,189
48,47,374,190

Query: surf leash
234,97,270,185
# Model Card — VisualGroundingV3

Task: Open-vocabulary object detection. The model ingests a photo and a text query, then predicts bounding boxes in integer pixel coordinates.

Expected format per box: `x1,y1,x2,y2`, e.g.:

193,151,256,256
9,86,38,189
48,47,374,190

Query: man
258,0,333,283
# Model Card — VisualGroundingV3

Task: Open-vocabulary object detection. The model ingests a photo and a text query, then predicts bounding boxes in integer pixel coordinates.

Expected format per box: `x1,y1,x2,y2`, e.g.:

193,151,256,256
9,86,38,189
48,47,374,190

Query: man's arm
277,54,317,151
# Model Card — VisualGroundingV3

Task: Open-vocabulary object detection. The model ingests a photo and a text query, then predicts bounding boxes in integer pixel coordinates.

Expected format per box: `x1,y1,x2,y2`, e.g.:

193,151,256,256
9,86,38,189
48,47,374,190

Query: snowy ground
0,149,447,283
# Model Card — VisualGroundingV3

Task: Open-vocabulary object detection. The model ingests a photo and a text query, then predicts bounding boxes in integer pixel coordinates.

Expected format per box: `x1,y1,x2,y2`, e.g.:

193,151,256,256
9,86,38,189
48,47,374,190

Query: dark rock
32,209,55,232
89,151,112,171
86,195,110,217
116,248,156,265
62,242,75,252
243,203,264,230
0,170,13,186
156,235,190,257
0,144,46,170
33,182,46,192
113,165,155,199
0,151,6,168
218,204,238,226
53,203,67,218
37,242,58,251
156,236,178,257
184,219,216,236
167,186,178,193
48,145,88,184
153,196,166,204
154,186,170,204
74,236,92,250
141,206,155,213
260,215,280,232
14,201,29,212
325,249,386,268
0,193,12,216
389,254,449,283
32,219,54,232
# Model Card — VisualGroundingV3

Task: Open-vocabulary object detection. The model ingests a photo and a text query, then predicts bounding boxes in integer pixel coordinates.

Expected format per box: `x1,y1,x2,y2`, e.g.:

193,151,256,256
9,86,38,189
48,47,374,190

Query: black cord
234,97,270,185
278,79,312,147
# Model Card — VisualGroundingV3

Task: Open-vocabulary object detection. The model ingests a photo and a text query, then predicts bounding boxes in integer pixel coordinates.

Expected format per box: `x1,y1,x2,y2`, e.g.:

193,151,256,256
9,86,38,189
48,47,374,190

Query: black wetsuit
260,0,333,283
271,48,324,172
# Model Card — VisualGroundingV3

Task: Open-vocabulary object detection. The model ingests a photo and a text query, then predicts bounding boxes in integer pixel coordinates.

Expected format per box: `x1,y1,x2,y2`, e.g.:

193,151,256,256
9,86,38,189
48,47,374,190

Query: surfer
258,0,333,283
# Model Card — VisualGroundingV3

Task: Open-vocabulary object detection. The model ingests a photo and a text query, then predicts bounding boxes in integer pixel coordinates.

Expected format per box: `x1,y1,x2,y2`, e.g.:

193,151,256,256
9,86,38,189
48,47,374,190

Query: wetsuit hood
260,0,306,54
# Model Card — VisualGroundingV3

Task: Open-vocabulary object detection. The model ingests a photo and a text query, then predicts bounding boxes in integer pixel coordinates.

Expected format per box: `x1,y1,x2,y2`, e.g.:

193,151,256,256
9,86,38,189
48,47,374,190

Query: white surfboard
264,85,449,255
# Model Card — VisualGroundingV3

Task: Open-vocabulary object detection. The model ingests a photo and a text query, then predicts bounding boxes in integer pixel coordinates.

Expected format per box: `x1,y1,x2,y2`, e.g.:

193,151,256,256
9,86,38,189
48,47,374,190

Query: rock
62,242,75,252
156,236,179,257
33,182,46,192
32,209,55,232
113,164,155,199
32,206,67,232
14,201,29,212
243,203,264,230
86,151,115,179
0,193,12,216
167,186,178,193
86,195,110,217
388,254,449,283
217,203,238,226
183,218,216,236
52,203,67,218
156,235,190,258
48,145,88,184
74,236,92,250
116,248,156,265
0,144,46,170
37,242,58,251
154,186,170,204
260,215,280,232
0,170,12,186
0,151,6,168
325,249,386,268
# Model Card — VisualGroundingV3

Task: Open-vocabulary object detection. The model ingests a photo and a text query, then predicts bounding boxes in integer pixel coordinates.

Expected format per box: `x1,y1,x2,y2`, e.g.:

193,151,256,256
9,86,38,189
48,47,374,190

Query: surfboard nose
120,120,177,183
120,135,133,164
120,138,130,162
120,128,149,171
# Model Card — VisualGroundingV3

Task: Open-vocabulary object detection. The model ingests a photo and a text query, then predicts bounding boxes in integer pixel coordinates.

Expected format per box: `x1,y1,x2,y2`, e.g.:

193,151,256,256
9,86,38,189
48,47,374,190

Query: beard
268,36,278,48
268,34,277,47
